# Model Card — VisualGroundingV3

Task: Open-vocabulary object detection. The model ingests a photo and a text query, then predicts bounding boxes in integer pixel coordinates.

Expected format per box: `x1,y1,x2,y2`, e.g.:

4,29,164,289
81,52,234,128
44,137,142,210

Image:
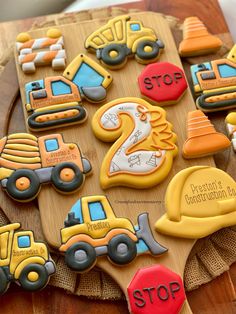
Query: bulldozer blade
81,86,107,103
136,213,167,255
28,105,87,131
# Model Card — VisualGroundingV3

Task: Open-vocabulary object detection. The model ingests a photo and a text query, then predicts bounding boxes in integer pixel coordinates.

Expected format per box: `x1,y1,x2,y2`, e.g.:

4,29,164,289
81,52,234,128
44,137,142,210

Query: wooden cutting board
15,12,215,313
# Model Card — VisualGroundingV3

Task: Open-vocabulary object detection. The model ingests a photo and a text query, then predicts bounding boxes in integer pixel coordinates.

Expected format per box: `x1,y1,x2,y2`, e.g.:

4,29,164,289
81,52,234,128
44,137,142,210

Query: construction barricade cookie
0,133,92,202
0,223,55,294
85,15,164,69
59,195,167,273
92,97,178,189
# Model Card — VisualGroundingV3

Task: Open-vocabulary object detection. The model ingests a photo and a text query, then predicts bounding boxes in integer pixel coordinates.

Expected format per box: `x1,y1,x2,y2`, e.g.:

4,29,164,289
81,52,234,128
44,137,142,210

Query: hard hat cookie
92,97,178,189
155,166,236,238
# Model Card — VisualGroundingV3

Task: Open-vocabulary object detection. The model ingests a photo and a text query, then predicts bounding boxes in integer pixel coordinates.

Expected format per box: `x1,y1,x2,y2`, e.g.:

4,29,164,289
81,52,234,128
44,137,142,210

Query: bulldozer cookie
138,62,188,106
0,223,55,294
25,53,113,131
85,15,164,69
179,17,222,57
59,195,167,273
191,44,236,112
0,133,92,202
92,97,178,189
155,166,236,238
226,112,236,151
183,110,230,158
16,28,66,74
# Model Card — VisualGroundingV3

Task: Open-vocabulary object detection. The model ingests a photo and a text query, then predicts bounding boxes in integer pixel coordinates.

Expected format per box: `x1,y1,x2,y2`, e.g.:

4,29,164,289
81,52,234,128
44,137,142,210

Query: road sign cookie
0,223,55,294
85,15,164,69
225,112,236,151
92,97,178,189
155,166,236,238
178,16,222,57
138,62,188,105
25,53,112,131
16,28,66,74
191,44,236,112
60,195,167,273
183,110,230,158
127,264,186,314
0,133,92,202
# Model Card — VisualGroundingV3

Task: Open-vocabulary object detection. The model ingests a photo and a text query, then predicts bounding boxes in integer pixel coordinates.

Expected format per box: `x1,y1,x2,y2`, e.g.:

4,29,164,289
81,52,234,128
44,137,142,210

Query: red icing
138,62,188,104
127,264,186,314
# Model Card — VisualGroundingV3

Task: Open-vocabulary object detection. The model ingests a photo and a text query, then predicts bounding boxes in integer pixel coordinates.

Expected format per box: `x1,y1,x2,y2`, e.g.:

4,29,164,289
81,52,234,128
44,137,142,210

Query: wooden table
0,1,236,313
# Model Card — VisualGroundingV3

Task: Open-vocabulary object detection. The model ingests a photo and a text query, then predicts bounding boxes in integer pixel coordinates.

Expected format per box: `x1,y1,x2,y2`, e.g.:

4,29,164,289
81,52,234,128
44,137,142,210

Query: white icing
100,102,166,175
226,123,236,152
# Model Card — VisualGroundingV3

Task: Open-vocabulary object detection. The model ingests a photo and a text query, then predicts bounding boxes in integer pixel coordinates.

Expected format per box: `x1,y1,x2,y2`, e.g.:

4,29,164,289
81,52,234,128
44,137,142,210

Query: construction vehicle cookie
60,195,167,273
191,44,236,112
183,110,230,158
226,112,236,151
25,53,113,131
85,15,164,69
179,17,222,57
0,133,92,202
92,97,178,189
155,166,236,239
0,223,55,294
16,28,66,74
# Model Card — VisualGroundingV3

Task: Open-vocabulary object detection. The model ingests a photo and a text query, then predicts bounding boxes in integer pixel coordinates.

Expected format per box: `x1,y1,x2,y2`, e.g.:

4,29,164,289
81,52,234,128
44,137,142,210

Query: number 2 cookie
92,97,178,189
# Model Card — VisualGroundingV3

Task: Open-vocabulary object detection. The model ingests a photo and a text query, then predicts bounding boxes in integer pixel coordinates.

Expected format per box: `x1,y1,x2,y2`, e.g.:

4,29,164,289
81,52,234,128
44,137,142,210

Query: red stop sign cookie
127,264,186,314
138,62,188,105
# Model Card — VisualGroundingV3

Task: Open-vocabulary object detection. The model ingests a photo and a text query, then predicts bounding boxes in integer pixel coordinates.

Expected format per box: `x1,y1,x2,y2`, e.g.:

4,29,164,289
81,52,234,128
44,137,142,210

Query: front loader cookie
0,133,92,202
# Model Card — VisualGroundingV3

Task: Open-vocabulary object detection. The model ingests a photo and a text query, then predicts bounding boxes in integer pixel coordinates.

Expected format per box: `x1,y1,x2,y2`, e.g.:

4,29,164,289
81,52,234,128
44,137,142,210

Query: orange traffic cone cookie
179,16,222,57
183,110,230,158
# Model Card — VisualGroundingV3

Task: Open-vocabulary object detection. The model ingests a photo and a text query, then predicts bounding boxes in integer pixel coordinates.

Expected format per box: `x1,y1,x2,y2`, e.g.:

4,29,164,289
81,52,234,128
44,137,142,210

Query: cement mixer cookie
182,110,230,158
179,17,222,57
191,44,236,112
85,15,164,69
155,166,236,238
59,195,167,273
0,223,55,294
92,97,178,189
0,133,92,202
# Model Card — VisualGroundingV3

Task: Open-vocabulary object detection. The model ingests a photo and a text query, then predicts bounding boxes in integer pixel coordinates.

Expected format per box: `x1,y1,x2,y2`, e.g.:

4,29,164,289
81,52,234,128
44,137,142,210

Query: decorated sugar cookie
16,28,66,73
0,133,92,202
92,97,178,189
155,166,236,238
183,110,230,158
225,112,236,151
127,265,186,314
179,16,222,57
60,195,167,273
85,15,164,69
191,44,236,112
25,53,113,131
138,62,187,106
0,223,55,294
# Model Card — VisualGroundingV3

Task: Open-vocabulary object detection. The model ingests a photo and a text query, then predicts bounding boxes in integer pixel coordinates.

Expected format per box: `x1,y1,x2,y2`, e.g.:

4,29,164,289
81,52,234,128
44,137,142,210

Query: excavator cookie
182,110,230,158
179,17,222,57
0,223,55,294
25,53,113,131
0,133,92,202
85,15,164,69
191,44,236,112
92,97,178,189
155,166,236,238
59,195,167,273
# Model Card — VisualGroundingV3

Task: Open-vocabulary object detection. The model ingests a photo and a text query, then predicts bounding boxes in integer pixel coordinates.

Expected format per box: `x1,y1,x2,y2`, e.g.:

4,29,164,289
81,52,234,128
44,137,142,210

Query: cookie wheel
135,40,160,62
0,268,9,294
19,263,49,291
107,234,137,265
100,44,127,67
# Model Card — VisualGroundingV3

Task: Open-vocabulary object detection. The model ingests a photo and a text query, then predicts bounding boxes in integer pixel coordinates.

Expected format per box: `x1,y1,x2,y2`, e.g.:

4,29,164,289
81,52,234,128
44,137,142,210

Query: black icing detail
19,263,49,291
200,72,216,80
28,105,87,131
6,169,40,201
64,212,81,227
51,162,84,193
0,268,9,294
197,88,236,111
107,234,137,265
101,44,128,66
136,40,160,60
32,90,47,100
65,242,96,272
